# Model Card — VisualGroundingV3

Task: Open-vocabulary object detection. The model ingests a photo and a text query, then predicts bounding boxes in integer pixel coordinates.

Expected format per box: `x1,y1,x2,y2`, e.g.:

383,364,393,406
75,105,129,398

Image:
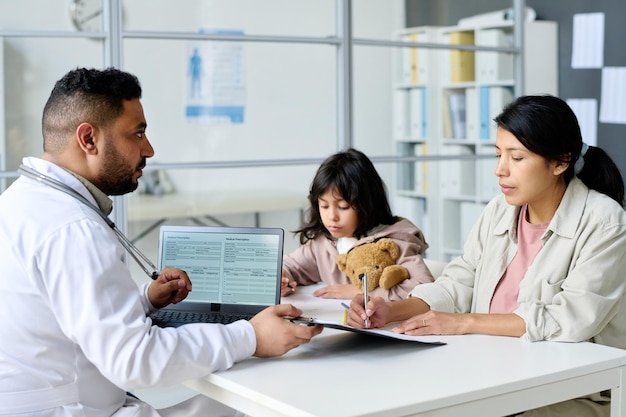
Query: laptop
151,225,284,327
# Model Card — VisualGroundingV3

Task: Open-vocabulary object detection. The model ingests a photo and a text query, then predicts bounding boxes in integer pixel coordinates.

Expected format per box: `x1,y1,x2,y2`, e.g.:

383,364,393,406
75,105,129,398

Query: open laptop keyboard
151,310,253,327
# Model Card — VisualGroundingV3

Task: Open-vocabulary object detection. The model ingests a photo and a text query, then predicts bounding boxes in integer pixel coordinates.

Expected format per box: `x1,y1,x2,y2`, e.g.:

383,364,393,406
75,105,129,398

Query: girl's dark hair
295,148,396,243
494,95,624,206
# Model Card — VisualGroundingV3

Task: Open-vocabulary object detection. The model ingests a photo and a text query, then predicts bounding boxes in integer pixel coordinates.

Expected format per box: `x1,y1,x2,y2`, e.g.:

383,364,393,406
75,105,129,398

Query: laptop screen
157,225,284,307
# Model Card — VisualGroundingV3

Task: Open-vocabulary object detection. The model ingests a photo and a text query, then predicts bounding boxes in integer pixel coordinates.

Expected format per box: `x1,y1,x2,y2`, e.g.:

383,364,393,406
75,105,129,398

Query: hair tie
575,142,589,174
581,142,589,157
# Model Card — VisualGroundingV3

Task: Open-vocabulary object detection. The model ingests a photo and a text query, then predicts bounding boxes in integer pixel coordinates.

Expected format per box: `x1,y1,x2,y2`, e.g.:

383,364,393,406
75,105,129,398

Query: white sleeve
40,219,256,390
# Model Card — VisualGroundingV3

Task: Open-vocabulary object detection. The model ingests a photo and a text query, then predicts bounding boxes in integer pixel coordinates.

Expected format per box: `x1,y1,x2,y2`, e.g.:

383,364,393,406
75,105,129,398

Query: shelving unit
392,26,439,243
392,18,557,261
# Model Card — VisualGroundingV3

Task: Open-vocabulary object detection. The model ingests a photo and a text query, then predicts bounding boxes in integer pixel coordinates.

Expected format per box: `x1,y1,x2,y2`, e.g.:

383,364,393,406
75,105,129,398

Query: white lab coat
0,157,256,416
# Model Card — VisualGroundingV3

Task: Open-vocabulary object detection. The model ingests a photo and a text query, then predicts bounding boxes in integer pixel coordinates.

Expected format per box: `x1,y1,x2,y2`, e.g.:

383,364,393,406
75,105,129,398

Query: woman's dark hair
494,95,624,205
295,148,396,243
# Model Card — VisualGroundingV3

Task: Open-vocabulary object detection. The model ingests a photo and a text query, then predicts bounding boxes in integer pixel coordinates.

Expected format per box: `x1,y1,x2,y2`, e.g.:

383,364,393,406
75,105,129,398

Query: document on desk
292,317,446,345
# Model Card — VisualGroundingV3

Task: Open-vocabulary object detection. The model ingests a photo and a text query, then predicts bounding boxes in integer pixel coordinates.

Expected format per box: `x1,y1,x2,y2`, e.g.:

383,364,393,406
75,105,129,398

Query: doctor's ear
76,123,98,153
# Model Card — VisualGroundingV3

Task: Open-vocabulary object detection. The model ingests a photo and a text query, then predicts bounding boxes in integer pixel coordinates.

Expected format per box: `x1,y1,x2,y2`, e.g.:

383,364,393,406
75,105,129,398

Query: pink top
490,205,548,313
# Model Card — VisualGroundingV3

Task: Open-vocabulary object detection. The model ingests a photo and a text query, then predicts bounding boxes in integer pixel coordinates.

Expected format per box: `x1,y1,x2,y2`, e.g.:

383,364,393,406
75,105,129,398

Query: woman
348,95,626,416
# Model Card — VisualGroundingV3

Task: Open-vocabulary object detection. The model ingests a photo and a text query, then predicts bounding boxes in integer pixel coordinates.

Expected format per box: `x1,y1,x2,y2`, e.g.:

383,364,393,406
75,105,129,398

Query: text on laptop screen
159,229,281,306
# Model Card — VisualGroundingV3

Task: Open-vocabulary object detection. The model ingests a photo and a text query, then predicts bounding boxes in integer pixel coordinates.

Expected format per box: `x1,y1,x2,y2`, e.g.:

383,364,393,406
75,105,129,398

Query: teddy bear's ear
336,253,348,272
377,238,401,260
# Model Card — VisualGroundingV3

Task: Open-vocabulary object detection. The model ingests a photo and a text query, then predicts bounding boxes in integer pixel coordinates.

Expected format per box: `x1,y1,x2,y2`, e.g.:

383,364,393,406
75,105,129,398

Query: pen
360,273,370,328
341,302,349,325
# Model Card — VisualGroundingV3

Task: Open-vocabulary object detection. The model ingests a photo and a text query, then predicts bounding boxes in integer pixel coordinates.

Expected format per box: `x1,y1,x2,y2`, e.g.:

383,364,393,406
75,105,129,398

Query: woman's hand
147,267,192,308
313,283,359,299
392,311,464,336
346,294,390,329
392,311,526,337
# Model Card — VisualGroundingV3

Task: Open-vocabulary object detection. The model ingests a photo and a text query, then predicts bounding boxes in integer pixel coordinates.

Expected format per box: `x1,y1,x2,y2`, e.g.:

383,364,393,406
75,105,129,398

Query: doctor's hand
250,304,322,358
147,267,193,308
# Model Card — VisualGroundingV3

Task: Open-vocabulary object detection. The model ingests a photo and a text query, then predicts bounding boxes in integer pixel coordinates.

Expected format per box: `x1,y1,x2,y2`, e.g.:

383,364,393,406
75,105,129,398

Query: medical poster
185,29,246,124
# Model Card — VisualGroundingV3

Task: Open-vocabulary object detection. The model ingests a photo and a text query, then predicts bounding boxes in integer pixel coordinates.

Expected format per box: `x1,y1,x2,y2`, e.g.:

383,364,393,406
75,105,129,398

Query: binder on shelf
479,155,500,201
394,90,409,139
400,34,413,84
465,87,478,140
413,143,428,194
439,33,451,85
460,202,486,248
416,32,430,84
440,144,475,196
393,195,428,237
442,94,454,139
409,88,428,139
479,86,513,140
449,31,475,83
479,87,490,140
477,29,514,82
409,33,418,84
448,93,467,139
400,31,431,85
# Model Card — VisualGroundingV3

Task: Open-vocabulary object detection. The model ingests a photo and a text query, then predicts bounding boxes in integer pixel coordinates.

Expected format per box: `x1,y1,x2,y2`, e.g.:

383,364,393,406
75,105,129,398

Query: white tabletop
185,284,626,417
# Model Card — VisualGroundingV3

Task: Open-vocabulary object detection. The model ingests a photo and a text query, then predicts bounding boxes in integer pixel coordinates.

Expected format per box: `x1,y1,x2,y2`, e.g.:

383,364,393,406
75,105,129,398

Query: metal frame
0,0,525,235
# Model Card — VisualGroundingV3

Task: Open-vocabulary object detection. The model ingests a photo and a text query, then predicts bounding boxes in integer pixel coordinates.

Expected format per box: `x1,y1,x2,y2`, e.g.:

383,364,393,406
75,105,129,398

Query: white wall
1,0,403,191
1,0,404,280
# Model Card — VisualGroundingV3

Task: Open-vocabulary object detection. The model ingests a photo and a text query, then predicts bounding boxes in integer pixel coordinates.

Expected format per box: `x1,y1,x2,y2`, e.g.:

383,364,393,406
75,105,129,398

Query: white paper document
567,98,598,146
290,317,446,345
571,13,604,69
599,67,626,124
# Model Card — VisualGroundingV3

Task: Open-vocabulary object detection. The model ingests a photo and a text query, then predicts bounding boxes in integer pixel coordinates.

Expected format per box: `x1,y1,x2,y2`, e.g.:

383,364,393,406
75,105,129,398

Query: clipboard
289,317,446,345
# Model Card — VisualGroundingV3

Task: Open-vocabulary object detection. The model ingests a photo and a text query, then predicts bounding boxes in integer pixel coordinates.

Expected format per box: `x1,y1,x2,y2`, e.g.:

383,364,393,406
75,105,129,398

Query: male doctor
0,67,321,416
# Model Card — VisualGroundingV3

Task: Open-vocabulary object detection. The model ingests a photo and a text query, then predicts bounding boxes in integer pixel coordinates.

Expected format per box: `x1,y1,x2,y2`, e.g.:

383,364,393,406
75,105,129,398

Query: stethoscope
18,164,159,280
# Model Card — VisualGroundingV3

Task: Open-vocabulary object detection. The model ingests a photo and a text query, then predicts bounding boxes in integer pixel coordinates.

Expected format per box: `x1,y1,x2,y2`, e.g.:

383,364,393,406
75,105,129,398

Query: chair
423,258,448,278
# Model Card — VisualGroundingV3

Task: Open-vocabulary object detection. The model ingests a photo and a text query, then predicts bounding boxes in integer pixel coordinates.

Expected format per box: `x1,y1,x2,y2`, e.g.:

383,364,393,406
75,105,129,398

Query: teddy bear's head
336,238,410,291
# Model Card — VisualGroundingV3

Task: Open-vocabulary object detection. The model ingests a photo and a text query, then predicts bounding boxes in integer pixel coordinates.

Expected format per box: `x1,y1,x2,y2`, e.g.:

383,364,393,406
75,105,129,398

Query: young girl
348,95,626,417
281,148,434,301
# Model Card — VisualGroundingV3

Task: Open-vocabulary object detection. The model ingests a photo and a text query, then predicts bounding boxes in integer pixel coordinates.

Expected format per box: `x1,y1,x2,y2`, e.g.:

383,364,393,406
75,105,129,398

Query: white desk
185,285,626,417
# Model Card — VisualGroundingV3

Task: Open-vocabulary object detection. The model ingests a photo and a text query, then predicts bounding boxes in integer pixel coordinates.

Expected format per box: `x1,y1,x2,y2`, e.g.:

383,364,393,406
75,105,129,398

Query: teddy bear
336,238,410,291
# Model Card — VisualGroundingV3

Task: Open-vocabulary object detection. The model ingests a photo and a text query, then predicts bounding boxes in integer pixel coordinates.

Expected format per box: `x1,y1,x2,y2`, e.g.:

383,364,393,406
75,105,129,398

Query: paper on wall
566,98,597,146
599,67,626,125
571,13,604,69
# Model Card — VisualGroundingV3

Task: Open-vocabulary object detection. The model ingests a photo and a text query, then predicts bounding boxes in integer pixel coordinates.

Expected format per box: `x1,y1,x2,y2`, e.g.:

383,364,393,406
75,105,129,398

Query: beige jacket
410,177,626,349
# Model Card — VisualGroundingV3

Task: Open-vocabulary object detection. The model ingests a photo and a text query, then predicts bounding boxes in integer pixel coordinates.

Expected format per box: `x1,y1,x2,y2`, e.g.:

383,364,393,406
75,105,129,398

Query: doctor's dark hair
495,95,624,206
295,148,397,243
42,67,142,153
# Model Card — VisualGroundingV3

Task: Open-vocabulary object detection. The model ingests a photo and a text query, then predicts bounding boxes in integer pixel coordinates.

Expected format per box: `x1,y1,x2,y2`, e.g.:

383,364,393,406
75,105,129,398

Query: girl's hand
281,275,297,296
313,283,358,299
